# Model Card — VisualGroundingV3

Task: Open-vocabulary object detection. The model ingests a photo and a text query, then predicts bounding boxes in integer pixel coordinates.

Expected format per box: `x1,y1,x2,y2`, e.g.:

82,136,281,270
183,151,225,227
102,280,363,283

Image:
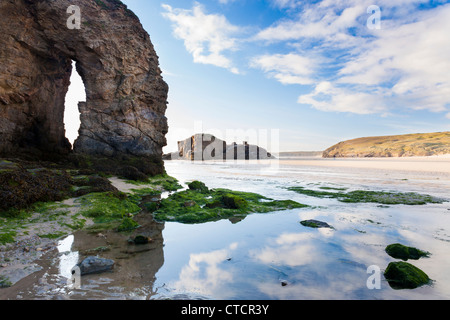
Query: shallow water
9,158,450,299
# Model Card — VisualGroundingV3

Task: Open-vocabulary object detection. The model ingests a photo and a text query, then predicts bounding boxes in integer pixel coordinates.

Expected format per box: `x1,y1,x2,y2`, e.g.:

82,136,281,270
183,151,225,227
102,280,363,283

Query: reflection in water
171,243,238,298
28,211,167,300
69,213,165,299
57,235,78,280
10,159,450,300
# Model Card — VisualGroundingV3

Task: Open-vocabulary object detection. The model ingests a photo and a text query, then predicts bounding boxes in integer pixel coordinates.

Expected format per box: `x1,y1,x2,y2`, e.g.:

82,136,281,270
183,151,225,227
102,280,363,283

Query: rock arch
0,0,168,159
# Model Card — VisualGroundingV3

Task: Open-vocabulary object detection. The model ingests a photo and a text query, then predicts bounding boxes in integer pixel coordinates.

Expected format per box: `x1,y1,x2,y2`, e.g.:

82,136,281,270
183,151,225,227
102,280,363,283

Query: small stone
184,200,197,207
132,235,151,245
281,280,289,287
75,256,115,276
300,219,334,229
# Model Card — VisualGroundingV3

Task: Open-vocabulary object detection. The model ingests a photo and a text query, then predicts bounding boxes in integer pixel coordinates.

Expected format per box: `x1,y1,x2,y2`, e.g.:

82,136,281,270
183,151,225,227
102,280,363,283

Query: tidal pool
7,158,450,299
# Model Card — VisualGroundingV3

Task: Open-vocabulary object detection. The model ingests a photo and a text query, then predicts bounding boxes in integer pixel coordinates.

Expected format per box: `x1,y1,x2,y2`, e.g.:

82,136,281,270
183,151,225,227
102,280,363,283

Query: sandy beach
276,155,450,173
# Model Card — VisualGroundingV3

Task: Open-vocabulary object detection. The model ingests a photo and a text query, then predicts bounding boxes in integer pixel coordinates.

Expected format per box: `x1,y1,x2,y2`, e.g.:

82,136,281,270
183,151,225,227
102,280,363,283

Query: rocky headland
323,131,450,158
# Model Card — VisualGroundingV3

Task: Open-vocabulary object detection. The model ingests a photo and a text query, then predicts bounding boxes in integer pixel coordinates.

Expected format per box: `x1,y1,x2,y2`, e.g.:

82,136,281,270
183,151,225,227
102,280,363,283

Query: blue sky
65,0,450,152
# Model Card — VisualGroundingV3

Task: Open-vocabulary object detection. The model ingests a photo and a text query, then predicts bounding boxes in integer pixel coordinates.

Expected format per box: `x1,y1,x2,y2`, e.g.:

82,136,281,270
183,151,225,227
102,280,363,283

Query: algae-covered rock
287,186,445,205
188,181,209,193
0,167,73,214
385,243,430,261
0,275,12,288
117,217,140,232
152,183,308,224
384,261,431,289
221,194,248,210
300,219,334,229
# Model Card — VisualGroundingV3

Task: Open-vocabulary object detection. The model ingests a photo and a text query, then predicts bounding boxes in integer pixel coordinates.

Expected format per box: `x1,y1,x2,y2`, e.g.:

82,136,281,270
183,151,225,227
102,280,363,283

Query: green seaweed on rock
384,261,431,289
78,192,138,219
287,186,445,205
151,183,308,224
385,243,430,261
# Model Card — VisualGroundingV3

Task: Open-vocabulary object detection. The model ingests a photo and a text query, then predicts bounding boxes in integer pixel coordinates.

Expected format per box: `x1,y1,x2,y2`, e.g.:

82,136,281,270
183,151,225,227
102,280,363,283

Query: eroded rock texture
0,0,168,159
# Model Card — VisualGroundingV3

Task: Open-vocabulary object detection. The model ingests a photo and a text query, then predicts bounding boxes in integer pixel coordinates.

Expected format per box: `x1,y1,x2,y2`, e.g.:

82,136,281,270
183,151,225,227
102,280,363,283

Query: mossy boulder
221,194,248,209
188,181,209,193
385,243,430,261
71,174,118,197
384,261,431,289
0,167,73,214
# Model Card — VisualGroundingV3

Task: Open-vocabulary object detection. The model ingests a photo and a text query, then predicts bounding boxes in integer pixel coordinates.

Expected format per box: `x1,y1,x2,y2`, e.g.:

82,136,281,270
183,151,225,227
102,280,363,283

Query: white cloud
270,0,299,9
339,4,450,112
250,53,317,85
298,81,387,114
162,2,241,74
256,0,370,44
253,1,450,115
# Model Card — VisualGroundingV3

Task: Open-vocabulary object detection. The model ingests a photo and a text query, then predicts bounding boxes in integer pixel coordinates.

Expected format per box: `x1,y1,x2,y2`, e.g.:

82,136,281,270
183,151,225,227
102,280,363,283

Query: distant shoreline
169,154,450,173
274,151,323,158
275,151,450,159
275,154,450,173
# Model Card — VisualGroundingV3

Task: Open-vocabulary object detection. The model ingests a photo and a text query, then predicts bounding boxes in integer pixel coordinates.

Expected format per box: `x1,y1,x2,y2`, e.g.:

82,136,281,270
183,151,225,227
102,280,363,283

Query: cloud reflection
171,242,238,298
251,232,321,267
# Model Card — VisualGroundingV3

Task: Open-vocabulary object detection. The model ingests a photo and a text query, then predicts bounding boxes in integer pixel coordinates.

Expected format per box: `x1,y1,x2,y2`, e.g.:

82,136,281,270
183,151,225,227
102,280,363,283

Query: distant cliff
164,134,275,160
323,132,450,158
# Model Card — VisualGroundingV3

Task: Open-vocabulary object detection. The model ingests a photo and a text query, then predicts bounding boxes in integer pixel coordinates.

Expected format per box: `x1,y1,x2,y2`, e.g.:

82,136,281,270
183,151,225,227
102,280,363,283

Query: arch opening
64,60,85,149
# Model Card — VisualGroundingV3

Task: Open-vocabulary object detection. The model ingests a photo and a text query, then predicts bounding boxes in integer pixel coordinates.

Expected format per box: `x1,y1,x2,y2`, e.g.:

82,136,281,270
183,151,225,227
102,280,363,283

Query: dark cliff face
0,0,168,159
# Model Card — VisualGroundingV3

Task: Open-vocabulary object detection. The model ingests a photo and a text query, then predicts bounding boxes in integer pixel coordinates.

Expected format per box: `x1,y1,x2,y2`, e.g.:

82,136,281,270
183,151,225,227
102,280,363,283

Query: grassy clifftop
323,132,450,158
